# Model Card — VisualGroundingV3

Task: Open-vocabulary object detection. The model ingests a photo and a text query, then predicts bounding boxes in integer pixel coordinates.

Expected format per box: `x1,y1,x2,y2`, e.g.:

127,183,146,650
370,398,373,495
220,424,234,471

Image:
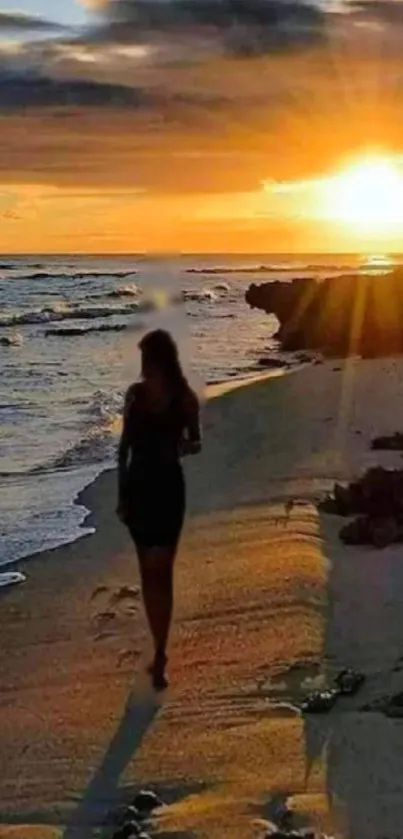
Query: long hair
139,329,188,393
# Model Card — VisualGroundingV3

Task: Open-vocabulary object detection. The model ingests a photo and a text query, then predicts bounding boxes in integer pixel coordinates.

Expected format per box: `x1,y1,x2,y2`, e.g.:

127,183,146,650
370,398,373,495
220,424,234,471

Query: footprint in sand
96,610,116,624
92,610,118,637
90,586,140,641
90,585,109,602
110,585,140,607
107,586,141,620
117,649,141,668
94,630,116,642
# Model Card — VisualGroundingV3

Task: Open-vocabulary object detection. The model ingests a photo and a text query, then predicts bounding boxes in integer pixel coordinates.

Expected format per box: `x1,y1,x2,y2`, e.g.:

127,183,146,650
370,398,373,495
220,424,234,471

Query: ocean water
0,252,395,569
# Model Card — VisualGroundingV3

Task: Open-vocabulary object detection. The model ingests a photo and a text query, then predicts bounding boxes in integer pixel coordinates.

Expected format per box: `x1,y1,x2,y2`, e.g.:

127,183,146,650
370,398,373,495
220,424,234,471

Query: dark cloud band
0,12,67,31
0,72,152,109
92,0,326,54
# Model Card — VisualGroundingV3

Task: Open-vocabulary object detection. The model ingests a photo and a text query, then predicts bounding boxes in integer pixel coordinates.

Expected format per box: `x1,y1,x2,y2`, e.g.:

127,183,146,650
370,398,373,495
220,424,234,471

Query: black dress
122,383,198,550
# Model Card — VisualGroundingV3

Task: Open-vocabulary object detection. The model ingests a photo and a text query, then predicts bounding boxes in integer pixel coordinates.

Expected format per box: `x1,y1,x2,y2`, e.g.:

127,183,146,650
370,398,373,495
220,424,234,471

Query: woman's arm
117,385,135,518
180,389,202,457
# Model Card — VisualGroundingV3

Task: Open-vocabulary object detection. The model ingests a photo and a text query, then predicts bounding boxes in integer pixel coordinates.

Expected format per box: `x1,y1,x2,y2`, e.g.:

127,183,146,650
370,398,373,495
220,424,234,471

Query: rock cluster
319,468,403,547
300,669,365,713
371,432,403,451
245,270,403,357
109,790,162,839
362,691,403,717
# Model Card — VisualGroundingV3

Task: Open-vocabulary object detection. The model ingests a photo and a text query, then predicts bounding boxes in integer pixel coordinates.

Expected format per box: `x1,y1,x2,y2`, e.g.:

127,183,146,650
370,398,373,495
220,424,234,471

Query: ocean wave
183,289,218,302
0,391,122,478
45,323,128,337
0,468,33,478
0,332,23,347
186,263,358,275
89,283,139,301
48,430,115,469
107,283,139,298
49,391,122,469
85,388,123,424
0,301,142,328
30,389,122,473
185,265,286,274
12,269,137,281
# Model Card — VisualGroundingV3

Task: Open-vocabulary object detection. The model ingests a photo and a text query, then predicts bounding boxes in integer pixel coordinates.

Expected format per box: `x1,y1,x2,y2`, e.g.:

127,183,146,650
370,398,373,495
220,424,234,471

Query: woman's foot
147,651,169,691
152,668,169,692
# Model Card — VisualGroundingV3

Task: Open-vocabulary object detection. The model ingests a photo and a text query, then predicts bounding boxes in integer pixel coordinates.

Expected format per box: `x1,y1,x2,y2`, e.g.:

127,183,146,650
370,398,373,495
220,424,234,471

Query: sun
322,155,403,234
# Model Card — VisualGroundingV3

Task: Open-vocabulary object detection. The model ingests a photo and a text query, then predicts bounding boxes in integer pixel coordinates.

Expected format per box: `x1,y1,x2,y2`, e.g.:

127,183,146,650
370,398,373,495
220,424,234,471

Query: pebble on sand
113,822,142,839
133,790,162,813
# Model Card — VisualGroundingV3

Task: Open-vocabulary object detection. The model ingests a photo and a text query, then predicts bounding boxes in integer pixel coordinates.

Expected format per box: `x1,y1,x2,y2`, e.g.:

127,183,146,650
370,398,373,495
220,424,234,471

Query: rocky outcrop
245,270,403,356
109,789,163,839
319,468,403,548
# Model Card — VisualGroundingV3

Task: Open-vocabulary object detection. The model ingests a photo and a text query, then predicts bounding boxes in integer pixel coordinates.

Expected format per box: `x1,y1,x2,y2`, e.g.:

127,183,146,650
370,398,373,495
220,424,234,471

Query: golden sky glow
4,150,403,254
4,1,403,252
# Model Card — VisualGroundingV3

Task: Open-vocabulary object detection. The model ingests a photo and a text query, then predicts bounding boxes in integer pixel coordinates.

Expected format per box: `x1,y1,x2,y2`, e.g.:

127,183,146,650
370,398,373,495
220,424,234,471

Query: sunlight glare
322,156,403,234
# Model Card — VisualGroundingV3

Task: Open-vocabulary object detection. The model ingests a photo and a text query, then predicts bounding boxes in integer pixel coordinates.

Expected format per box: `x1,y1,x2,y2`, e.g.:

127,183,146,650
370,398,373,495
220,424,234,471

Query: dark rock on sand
319,483,354,516
133,789,162,813
267,797,293,829
335,668,365,696
371,432,403,451
123,806,142,823
257,357,287,369
109,805,141,828
301,669,366,713
296,352,316,364
245,269,403,357
382,691,403,718
341,515,400,548
300,689,339,713
361,692,403,718
113,823,142,839
320,467,403,548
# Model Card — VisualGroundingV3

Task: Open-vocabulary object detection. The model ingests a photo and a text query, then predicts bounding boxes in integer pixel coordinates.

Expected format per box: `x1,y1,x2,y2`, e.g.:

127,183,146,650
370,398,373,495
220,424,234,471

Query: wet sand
3,359,403,838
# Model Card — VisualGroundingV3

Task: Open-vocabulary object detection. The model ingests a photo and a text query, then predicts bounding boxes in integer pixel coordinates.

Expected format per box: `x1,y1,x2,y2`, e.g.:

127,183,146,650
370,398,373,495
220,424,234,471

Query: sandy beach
3,357,403,839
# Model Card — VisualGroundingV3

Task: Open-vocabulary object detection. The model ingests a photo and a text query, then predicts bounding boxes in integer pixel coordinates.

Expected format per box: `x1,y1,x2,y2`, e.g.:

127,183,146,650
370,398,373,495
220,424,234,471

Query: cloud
1,0,402,199
0,68,154,109
349,0,403,23
105,0,321,29
0,11,66,31
87,0,326,56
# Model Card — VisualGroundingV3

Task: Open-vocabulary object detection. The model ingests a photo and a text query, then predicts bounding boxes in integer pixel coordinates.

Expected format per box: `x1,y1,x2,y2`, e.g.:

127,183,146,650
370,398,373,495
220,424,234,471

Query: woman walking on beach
117,329,202,690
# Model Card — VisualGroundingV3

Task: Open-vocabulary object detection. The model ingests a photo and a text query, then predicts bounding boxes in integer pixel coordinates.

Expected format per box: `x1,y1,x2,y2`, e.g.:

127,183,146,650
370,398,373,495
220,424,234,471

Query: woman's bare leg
137,545,177,688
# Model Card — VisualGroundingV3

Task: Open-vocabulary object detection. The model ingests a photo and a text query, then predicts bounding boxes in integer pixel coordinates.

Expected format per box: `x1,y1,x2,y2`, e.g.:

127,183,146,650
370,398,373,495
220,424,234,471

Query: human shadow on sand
302,506,403,839
62,680,161,839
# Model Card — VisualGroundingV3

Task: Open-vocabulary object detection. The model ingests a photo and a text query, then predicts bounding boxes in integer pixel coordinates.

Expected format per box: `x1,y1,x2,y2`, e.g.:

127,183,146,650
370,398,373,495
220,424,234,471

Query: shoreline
5,356,403,837
0,366,292,582
79,367,293,522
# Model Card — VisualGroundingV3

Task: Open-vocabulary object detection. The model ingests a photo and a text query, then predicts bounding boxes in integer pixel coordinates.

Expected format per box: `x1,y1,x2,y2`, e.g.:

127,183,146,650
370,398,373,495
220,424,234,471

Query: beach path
3,359,403,838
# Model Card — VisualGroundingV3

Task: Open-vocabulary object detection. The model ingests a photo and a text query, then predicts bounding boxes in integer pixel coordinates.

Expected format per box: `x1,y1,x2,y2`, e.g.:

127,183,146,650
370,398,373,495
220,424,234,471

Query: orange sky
2,1,403,252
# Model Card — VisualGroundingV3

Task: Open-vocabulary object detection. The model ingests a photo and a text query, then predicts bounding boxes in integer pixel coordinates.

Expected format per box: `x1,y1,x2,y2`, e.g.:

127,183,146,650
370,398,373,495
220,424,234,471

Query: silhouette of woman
117,329,202,690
